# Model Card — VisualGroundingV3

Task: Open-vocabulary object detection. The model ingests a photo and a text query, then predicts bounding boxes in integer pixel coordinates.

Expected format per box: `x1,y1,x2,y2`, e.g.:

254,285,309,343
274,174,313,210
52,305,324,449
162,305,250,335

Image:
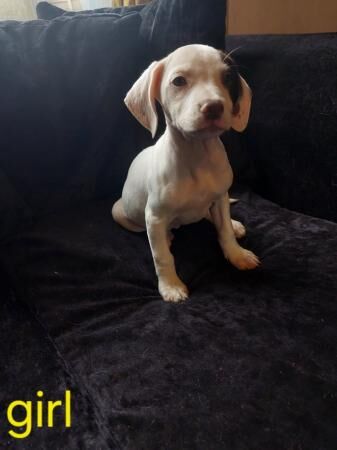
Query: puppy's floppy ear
231,76,252,132
124,61,164,138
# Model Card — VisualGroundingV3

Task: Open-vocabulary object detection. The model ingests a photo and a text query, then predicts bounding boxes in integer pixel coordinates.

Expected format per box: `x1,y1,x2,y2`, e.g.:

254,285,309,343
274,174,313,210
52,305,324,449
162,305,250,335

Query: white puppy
112,44,260,302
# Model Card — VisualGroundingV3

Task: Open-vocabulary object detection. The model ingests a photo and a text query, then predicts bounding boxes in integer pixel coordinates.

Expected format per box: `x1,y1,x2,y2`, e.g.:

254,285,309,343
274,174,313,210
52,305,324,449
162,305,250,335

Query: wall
227,0,337,34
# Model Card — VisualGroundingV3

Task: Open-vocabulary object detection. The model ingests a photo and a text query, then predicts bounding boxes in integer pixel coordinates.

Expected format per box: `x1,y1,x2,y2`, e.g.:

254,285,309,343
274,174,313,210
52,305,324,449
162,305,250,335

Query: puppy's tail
229,198,239,204
112,199,145,232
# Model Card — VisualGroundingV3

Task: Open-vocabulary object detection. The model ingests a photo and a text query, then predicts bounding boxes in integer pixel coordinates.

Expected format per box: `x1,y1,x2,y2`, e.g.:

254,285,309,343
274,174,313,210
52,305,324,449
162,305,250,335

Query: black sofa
0,1,336,448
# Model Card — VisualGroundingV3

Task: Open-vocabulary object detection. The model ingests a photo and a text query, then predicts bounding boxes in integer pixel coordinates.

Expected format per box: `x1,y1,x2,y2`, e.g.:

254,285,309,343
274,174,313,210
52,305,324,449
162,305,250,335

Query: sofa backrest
36,1,144,20
227,33,337,222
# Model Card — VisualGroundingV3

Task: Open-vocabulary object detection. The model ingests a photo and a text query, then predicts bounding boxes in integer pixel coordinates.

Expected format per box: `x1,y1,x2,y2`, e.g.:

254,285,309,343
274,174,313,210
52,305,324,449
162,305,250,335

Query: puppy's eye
222,68,235,86
172,76,187,87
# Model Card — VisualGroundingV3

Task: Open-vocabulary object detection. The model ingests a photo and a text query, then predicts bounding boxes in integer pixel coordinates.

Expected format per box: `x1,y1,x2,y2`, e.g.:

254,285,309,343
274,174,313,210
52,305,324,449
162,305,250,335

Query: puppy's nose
200,100,224,120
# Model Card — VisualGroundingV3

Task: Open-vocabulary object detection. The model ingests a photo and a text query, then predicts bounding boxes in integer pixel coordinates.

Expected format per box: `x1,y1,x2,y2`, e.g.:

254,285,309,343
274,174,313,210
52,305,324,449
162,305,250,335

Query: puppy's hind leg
210,193,260,270
112,199,145,232
231,219,246,239
228,198,246,238
205,209,246,239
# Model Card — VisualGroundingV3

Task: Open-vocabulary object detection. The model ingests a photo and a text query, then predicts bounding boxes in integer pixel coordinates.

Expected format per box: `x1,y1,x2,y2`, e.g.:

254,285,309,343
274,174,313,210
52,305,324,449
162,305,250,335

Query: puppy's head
124,44,251,139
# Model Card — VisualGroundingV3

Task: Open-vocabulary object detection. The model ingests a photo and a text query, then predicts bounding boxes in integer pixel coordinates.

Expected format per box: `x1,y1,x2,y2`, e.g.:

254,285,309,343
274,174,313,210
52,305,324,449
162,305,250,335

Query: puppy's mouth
201,123,225,133
182,123,225,140
195,119,227,136
176,117,229,140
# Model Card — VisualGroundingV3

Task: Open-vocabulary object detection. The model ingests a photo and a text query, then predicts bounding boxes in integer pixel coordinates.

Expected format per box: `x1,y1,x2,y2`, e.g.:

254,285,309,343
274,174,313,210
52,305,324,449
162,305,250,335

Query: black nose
200,100,224,120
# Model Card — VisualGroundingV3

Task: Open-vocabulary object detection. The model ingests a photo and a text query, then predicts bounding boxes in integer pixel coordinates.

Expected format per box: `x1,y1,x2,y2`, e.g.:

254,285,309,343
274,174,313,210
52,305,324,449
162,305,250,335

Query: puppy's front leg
145,206,188,303
211,193,260,270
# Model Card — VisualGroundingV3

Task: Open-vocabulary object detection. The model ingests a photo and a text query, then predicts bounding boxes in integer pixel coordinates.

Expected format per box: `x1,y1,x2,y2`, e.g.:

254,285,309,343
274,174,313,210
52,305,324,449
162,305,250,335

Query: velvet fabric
1,191,337,449
227,34,337,222
0,12,143,240
36,0,227,58
0,274,110,448
139,0,226,58
36,1,143,20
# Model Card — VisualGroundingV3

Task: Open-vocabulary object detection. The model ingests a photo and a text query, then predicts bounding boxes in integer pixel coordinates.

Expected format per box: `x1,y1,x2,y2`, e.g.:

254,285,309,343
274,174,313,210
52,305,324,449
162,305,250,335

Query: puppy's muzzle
200,100,224,121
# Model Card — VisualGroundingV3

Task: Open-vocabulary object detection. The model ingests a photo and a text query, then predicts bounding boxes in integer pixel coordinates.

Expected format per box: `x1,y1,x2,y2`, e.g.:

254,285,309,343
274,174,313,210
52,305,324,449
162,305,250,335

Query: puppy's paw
227,247,260,271
159,277,189,303
231,219,246,239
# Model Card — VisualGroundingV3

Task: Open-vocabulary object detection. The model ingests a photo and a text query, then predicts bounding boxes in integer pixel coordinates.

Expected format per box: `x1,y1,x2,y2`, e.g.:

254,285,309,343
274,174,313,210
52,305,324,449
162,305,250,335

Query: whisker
223,46,243,63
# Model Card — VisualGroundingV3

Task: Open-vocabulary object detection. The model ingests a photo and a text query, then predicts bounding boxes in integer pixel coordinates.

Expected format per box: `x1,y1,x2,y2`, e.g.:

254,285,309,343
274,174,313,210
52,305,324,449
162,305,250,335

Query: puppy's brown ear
124,61,164,138
231,76,252,132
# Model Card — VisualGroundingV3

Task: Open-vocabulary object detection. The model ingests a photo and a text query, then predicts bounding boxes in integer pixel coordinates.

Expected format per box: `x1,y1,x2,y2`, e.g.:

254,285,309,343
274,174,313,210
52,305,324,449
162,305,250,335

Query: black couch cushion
36,0,227,58
140,0,227,58
1,193,336,449
36,1,143,20
0,168,33,238
0,274,111,448
227,33,337,222
0,12,143,240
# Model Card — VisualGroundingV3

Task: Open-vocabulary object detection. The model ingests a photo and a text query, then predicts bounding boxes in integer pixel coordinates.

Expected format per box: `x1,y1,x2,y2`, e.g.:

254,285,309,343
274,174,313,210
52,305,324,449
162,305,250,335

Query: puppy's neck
164,123,222,159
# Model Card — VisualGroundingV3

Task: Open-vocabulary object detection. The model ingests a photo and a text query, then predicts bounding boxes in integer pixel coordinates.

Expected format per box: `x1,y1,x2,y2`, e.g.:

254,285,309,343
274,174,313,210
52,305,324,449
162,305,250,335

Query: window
0,0,38,20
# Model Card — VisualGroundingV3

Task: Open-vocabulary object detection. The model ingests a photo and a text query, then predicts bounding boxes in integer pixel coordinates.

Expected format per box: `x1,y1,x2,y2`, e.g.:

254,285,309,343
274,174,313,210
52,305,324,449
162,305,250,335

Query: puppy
112,44,260,302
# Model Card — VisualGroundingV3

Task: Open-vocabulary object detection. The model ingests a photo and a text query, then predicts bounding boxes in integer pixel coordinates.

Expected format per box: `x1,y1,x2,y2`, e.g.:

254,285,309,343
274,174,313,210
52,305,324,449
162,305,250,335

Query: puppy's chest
181,172,227,203
167,166,232,224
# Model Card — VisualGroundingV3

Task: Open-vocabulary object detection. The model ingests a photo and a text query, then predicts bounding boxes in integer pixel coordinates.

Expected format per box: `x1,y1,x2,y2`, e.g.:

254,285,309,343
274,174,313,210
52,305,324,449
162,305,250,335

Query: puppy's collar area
162,124,224,160
165,121,226,143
